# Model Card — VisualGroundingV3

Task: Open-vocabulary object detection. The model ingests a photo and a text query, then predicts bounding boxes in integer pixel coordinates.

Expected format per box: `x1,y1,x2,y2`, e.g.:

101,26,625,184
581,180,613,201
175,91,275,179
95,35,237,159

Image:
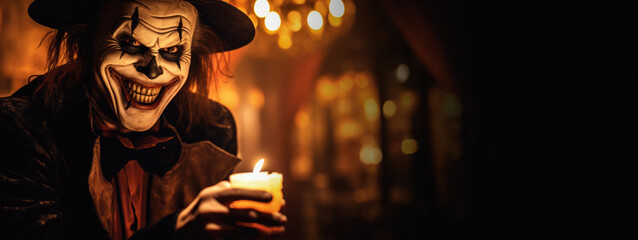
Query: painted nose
136,58,163,79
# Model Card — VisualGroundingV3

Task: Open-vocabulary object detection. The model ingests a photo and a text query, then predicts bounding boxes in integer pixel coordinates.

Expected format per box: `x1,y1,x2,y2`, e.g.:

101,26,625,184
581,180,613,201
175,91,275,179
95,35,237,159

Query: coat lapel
88,137,115,239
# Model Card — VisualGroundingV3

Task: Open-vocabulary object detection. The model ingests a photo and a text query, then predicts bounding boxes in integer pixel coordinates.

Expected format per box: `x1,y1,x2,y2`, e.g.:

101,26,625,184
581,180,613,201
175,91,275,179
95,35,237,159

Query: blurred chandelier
234,0,355,55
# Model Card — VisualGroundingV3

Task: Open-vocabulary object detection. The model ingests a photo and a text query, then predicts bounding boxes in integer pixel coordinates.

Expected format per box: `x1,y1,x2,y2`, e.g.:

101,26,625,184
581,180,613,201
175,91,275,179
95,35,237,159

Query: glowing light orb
287,11,302,32
248,89,265,109
329,0,345,18
317,78,337,101
254,0,270,18
360,145,382,164
364,98,379,121
278,33,292,49
383,100,397,117
307,10,324,30
265,11,281,31
401,139,418,155
396,64,410,83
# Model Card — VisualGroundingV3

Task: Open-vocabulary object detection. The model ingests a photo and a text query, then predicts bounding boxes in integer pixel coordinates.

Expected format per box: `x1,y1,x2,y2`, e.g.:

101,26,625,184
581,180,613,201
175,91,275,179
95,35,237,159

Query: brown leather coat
0,78,240,239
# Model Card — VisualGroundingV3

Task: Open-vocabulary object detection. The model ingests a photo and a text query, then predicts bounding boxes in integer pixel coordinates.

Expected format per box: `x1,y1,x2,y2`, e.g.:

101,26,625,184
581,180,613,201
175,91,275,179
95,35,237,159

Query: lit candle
229,159,283,213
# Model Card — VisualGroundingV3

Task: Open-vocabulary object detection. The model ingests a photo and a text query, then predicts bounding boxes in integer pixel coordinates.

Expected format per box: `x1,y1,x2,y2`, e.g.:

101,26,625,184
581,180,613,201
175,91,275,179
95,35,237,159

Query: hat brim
28,0,255,51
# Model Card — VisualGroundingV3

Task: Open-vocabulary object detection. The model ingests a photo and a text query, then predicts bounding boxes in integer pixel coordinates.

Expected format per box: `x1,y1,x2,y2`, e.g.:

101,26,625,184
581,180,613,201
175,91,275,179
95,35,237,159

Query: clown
0,0,286,239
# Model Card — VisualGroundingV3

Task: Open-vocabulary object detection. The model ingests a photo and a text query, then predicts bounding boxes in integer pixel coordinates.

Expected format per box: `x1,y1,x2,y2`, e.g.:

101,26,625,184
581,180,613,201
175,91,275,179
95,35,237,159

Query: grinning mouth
126,79,162,104
109,67,178,110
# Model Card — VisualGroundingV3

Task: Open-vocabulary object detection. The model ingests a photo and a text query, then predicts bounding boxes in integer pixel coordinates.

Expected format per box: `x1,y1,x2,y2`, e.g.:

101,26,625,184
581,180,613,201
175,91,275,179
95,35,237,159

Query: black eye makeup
160,45,183,62
117,35,147,54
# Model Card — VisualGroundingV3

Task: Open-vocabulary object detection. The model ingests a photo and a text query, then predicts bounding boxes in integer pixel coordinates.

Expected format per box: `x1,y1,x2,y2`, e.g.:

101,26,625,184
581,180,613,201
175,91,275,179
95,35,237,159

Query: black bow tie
100,135,181,181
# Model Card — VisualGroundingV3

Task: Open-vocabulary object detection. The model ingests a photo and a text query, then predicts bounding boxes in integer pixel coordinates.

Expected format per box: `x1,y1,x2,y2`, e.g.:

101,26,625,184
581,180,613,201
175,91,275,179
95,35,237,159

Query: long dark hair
34,18,231,133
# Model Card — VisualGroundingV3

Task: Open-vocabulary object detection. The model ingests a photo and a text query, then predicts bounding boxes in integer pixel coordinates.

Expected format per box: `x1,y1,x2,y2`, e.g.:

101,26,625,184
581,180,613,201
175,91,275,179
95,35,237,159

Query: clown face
92,0,198,131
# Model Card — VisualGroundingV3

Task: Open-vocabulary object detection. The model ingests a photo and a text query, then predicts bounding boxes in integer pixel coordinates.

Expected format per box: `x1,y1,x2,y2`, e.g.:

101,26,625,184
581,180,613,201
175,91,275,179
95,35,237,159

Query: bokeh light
287,10,302,32
265,11,281,31
355,71,371,88
383,100,397,117
294,109,310,128
401,138,418,154
329,0,345,18
218,84,239,109
278,33,292,49
364,98,380,121
396,64,410,83
338,119,363,139
338,73,353,95
307,11,324,30
359,145,382,164
317,77,337,101
328,13,343,27
314,1,328,15
400,90,418,110
254,0,270,18
248,89,265,109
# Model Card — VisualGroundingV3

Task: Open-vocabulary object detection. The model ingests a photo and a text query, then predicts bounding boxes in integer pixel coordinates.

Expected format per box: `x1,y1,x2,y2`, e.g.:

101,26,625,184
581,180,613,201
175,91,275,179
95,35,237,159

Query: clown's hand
175,181,286,240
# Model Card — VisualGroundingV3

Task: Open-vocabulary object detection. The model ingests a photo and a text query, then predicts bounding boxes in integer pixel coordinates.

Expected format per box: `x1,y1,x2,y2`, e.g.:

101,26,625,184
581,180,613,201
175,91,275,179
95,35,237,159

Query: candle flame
253,159,265,173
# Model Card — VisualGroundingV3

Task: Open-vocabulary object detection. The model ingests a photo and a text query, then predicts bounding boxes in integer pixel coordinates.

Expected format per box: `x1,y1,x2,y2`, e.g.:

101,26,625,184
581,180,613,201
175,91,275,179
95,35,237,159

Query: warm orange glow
338,73,353,94
346,0,357,16
291,156,312,179
237,6,248,14
328,13,342,27
278,33,292,49
317,77,337,101
364,98,379,121
293,0,306,4
329,0,345,18
248,89,265,109
354,71,371,88
287,11,302,32
401,139,418,154
253,158,265,173
249,13,259,29
307,11,323,30
337,99,352,114
294,109,311,128
337,119,362,139
314,0,328,15
217,83,240,109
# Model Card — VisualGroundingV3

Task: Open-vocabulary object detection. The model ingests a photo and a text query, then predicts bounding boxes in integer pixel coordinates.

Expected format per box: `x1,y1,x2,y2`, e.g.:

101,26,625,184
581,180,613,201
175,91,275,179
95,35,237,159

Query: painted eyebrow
150,15,193,26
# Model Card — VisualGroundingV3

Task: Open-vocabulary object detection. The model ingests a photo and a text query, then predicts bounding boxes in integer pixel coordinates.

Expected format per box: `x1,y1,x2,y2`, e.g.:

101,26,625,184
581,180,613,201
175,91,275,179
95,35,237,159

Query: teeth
125,79,162,104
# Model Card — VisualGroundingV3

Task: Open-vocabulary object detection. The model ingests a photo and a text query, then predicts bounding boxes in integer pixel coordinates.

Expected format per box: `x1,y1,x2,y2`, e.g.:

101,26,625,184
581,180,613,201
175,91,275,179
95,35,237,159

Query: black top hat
28,0,255,51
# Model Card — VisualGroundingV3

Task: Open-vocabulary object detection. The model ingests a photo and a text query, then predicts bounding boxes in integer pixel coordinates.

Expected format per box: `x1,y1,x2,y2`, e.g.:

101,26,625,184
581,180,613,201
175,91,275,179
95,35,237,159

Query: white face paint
93,0,198,131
